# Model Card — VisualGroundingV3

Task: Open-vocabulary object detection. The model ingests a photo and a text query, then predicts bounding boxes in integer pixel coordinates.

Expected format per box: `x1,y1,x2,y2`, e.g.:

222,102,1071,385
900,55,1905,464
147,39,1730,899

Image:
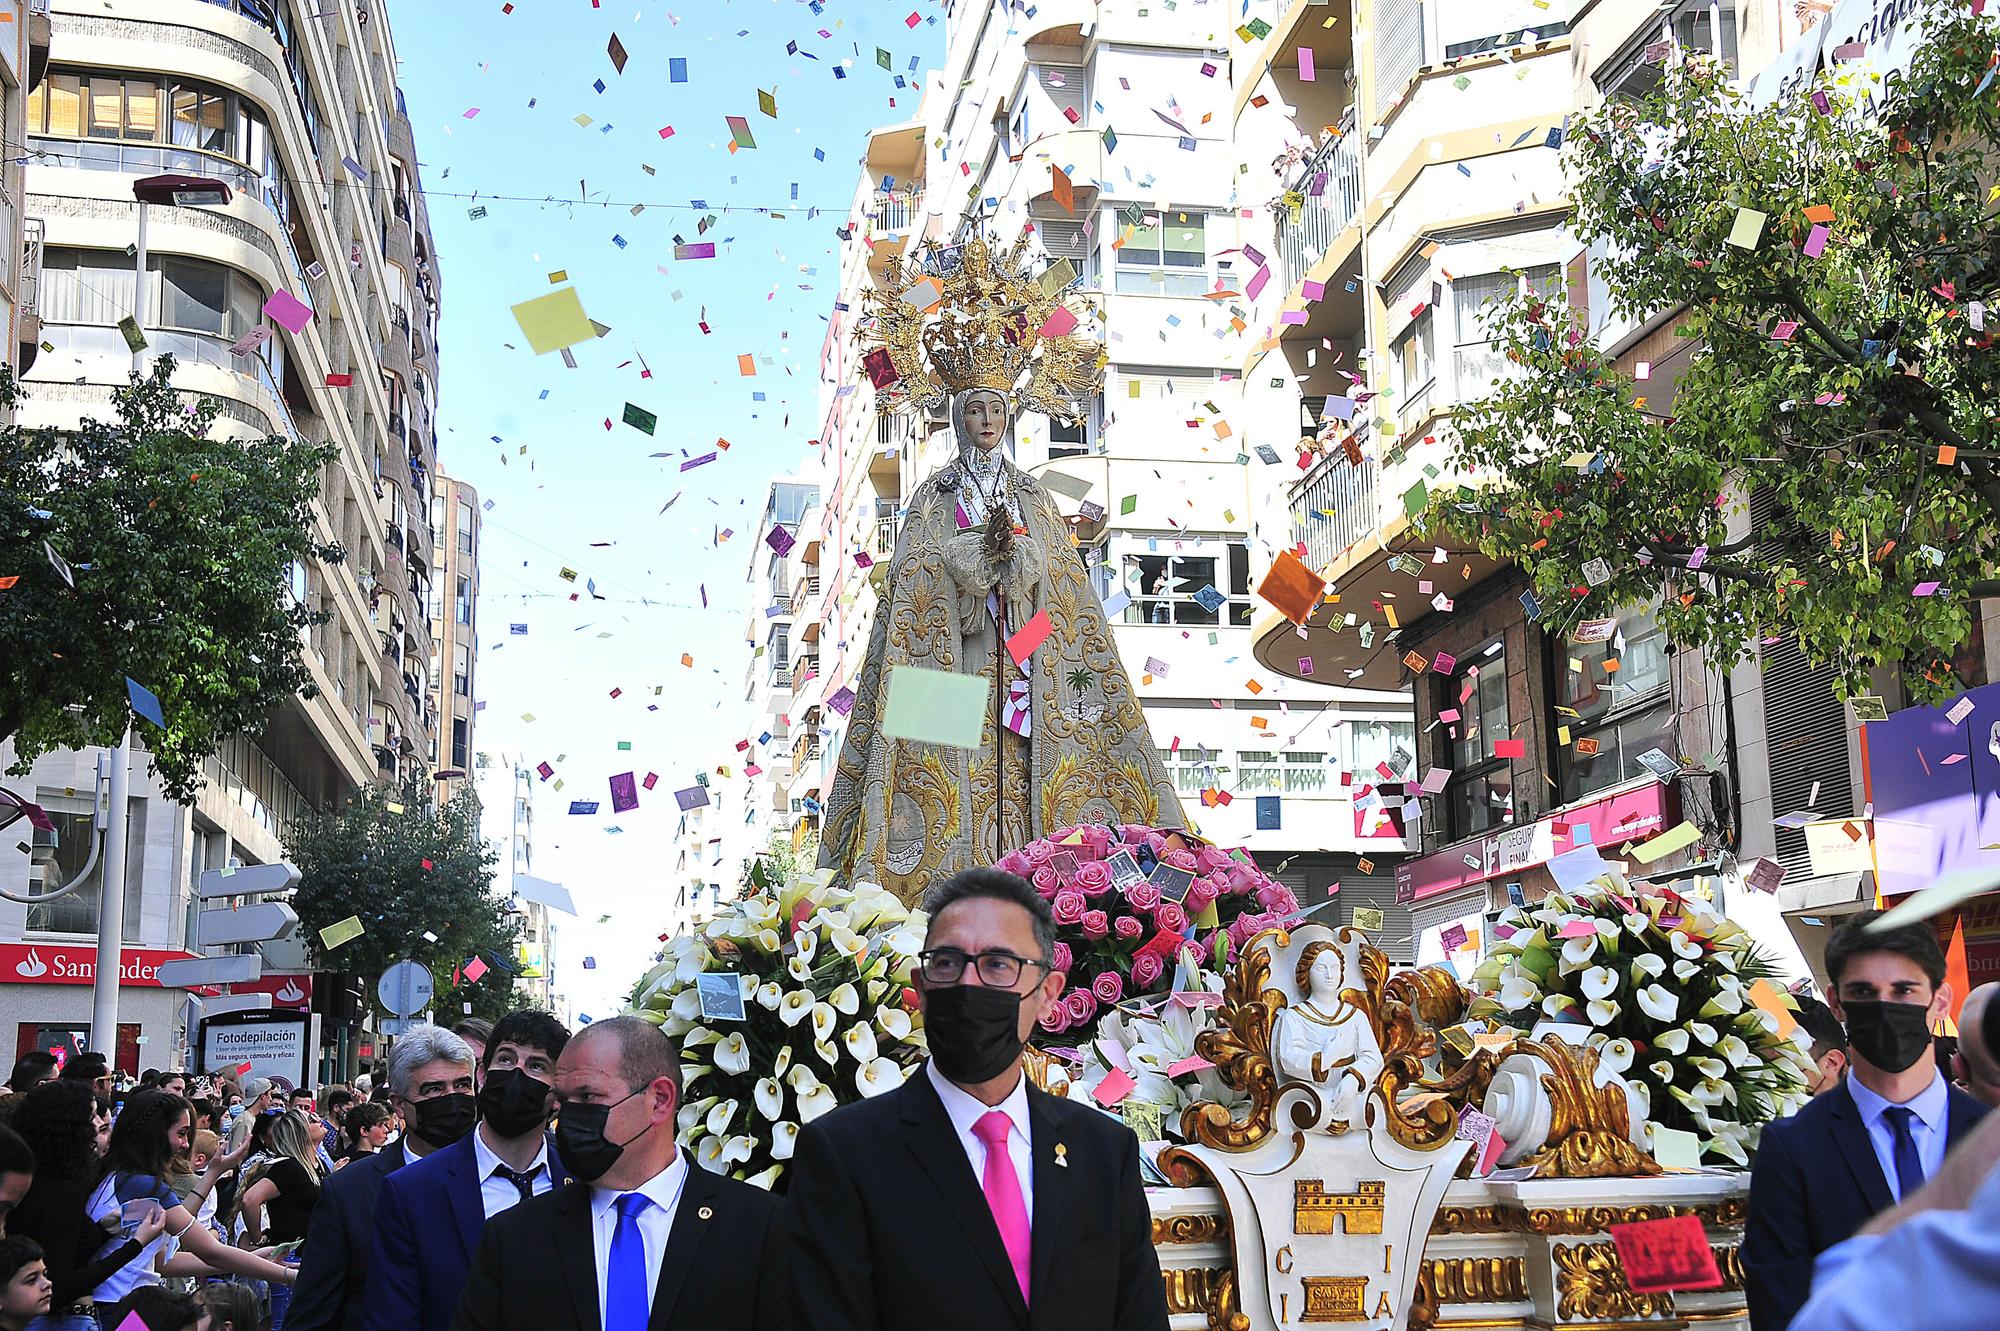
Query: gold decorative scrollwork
1373,963,1481,1151
1181,930,1287,1151
1420,1256,1530,1305
1151,1213,1230,1246
1715,1244,1744,1293
1434,1202,1745,1237
1551,1241,1675,1322
1161,1266,1233,1317
1509,1037,1664,1180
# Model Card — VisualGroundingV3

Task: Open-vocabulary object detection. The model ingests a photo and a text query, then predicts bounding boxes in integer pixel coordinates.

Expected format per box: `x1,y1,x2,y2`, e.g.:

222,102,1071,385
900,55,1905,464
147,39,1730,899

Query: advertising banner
198,1009,311,1089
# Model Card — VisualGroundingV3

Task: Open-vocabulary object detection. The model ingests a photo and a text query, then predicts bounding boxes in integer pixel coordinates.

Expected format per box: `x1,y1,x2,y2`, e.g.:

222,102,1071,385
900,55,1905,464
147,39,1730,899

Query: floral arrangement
629,870,927,1189
1467,876,1815,1165
1047,970,1249,1140
992,823,1301,1042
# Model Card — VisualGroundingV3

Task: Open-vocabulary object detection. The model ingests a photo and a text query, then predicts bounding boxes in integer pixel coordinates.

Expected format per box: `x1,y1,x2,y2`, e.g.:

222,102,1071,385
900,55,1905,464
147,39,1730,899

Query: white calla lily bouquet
629,870,927,1189
1467,875,1816,1165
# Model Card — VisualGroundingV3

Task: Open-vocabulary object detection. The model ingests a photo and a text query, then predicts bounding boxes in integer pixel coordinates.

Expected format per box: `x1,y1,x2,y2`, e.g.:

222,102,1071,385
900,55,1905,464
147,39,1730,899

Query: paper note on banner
1628,820,1700,864
1648,1125,1704,1170
695,973,747,1022
1352,907,1384,932
1092,1067,1137,1107
673,785,710,811
462,956,489,984
1609,1214,1723,1294
880,665,989,749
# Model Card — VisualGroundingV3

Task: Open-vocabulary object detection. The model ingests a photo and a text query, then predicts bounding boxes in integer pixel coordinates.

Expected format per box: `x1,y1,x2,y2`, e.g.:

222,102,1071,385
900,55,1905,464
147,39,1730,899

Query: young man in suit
450,1016,788,1331
287,1026,478,1331
1744,909,1990,1330
366,1010,572,1331
788,867,1170,1331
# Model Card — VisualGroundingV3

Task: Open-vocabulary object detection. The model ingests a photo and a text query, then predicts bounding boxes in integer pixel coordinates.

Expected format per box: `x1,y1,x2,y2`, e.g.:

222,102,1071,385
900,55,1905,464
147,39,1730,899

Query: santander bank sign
0,942,200,987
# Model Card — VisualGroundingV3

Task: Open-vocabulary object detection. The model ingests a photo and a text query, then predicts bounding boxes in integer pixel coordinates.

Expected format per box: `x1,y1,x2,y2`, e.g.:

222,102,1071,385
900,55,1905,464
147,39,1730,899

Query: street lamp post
90,174,234,1063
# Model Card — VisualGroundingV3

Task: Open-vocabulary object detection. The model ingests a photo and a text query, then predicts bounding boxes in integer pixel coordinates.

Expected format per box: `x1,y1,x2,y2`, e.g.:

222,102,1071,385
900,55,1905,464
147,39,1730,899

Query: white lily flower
787,953,814,982
672,988,704,1022
754,1077,785,1121
757,982,784,1010
1542,993,1582,1020
796,1079,837,1122
1587,998,1621,1027
1649,1060,1677,1083
856,1056,907,1097
1672,958,1702,982
722,1135,755,1167
828,926,866,958
1599,1038,1637,1075
674,951,709,985
794,929,818,964
829,982,860,1016
810,1002,838,1044
773,1046,794,1078
1655,1028,1690,1054
1623,912,1650,937
1560,934,1600,969
1498,973,1540,1012
1630,953,1667,981
844,1024,878,1065
1580,966,1619,1001
877,1008,913,1041
695,1135,728,1172
1670,930,1703,960
1717,1034,1758,1068
746,1164,784,1191
714,1032,751,1075
1688,1021,1719,1046
770,1121,801,1160
704,1099,739,1138
1636,984,1679,1022
813,1039,839,1066
778,989,814,1026
1691,1056,1728,1081
678,1095,717,1134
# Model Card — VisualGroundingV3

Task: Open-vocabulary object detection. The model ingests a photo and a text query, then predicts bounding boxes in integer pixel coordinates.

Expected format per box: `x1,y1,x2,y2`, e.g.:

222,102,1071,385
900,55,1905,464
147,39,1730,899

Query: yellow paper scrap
510,287,596,355
880,665,990,749
1649,1124,1704,1169
1726,207,1767,250
1628,820,1700,864
319,915,365,949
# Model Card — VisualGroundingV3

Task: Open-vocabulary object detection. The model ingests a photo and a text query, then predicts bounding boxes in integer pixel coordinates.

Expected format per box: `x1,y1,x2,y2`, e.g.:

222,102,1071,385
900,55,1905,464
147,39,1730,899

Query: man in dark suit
451,1016,788,1331
287,1026,479,1331
788,866,1169,1331
1744,908,1990,1330
366,1010,573,1331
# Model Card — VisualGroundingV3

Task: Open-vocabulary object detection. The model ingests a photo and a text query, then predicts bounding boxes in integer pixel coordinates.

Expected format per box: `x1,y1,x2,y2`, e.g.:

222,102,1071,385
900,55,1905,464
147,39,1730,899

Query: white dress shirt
588,1152,688,1331
926,1059,1034,1219
1799,1153,2000,1330
473,1124,556,1220
1846,1069,1950,1202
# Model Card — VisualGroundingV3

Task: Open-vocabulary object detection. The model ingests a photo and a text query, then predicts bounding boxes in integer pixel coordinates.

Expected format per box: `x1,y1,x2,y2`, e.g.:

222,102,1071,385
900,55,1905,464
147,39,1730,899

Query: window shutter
1035,218,1091,263
1373,0,1426,119
1037,64,1087,124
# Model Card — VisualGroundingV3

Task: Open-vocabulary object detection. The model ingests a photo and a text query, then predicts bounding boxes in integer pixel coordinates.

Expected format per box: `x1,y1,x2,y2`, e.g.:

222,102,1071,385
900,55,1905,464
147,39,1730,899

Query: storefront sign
0,943,201,987
1396,780,1674,904
222,972,314,1011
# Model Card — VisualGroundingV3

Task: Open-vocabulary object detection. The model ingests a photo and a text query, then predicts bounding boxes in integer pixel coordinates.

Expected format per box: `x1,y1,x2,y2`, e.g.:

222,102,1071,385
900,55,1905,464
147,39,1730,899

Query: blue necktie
1884,1106,1926,1200
605,1192,652,1330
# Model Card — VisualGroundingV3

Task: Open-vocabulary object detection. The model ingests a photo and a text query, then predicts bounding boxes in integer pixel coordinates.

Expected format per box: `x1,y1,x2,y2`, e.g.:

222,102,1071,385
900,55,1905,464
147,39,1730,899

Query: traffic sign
377,960,434,1017
379,1014,433,1036
156,954,263,988
196,862,300,899
196,902,300,947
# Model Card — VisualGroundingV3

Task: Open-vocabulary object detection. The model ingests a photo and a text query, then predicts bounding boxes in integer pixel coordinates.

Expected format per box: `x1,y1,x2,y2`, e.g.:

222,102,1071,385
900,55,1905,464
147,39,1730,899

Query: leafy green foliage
1435,15,2000,701
286,781,522,1024
0,358,341,799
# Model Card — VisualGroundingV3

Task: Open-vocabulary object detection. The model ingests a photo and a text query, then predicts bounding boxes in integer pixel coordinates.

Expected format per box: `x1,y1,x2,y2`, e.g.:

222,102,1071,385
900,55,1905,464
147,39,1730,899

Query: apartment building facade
0,0,448,1070
431,471,480,800
738,478,824,873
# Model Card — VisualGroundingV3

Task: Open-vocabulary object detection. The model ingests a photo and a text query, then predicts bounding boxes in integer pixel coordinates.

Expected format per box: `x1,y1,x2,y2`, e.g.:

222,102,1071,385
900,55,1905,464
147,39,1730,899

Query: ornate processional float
630,228,1815,1331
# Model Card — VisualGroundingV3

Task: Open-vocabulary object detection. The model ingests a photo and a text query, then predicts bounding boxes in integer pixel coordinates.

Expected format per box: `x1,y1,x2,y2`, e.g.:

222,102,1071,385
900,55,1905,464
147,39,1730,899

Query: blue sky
392,0,944,1019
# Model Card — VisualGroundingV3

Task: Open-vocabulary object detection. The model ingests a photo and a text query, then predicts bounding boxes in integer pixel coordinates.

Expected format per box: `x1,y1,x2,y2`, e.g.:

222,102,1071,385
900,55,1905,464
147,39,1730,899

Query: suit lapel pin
1054,1143,1069,1168
698,1205,714,1220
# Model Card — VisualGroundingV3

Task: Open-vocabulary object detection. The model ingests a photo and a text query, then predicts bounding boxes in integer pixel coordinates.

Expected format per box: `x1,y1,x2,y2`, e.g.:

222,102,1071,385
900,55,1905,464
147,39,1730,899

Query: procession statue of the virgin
819,231,1184,904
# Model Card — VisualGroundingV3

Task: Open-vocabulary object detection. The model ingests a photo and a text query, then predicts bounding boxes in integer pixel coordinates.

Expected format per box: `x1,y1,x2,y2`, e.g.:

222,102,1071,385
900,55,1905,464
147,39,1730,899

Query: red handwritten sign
1608,1215,1723,1294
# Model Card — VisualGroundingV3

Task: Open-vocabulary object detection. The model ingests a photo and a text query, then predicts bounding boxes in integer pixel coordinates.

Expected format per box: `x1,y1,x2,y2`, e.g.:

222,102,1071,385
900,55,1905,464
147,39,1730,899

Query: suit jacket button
698,1205,714,1220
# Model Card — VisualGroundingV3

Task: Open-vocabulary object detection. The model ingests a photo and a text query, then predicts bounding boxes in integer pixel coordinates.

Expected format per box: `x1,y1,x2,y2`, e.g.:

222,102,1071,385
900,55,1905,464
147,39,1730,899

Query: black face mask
408,1091,477,1149
923,983,1027,1085
554,1088,650,1183
1843,999,1935,1074
477,1067,554,1140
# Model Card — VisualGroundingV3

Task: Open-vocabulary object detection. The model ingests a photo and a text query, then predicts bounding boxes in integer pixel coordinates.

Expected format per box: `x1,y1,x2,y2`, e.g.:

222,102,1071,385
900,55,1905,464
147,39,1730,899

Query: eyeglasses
918,948,1048,987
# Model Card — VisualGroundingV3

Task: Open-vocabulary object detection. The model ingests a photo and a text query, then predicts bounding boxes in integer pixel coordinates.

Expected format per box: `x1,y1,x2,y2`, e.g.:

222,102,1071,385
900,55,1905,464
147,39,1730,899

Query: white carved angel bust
1272,938,1386,1133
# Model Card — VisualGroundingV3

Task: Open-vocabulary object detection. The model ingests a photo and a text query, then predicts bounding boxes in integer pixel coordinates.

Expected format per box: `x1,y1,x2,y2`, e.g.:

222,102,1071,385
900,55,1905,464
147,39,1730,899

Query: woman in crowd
87,1089,296,1308
4,1080,164,1331
232,1110,323,1330
95,1287,202,1331
334,1104,390,1165
196,1281,260,1331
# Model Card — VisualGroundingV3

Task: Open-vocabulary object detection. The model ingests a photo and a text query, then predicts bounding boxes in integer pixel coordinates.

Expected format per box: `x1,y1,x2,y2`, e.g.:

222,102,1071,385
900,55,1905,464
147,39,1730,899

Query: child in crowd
95,1287,204,1331
195,1281,259,1331
0,1237,52,1331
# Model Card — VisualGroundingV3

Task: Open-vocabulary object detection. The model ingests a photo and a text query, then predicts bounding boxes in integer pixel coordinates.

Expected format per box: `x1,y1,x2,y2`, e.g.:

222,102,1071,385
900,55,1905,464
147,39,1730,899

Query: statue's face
1310,949,1343,998
963,392,1008,451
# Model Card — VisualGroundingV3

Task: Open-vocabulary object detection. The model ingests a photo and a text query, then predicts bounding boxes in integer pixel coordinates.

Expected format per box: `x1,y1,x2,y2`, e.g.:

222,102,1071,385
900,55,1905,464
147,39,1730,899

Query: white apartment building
0,0,448,1069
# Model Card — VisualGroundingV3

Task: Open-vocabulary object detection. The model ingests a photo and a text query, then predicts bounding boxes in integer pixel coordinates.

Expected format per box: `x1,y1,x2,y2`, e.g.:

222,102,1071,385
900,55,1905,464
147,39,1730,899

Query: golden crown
859,230,1105,425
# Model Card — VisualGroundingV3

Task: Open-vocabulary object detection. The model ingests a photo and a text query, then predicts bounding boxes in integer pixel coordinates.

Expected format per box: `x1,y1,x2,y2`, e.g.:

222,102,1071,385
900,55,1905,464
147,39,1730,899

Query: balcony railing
1279,134,1364,293
790,575,821,611
873,519,897,558
1291,421,1379,573
869,190,916,233
21,218,43,319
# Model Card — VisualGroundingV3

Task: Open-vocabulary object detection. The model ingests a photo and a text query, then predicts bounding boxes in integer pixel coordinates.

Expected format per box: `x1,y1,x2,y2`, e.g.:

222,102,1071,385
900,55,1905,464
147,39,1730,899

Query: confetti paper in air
319,916,365,950
510,287,596,355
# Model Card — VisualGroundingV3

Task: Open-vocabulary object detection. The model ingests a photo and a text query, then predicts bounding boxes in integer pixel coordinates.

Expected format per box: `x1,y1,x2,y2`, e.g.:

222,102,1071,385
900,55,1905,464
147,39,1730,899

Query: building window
1441,644,1516,838
769,625,791,674
24,798,102,935
1157,744,1222,794
1123,544,1251,627
1349,719,1416,781
1115,210,1207,296
1237,751,1282,793
451,718,469,771
41,249,265,343
1283,752,1330,793
454,575,471,626
1452,265,1561,402
1393,310,1436,431
1556,601,1676,803
457,500,475,556
1596,0,1738,100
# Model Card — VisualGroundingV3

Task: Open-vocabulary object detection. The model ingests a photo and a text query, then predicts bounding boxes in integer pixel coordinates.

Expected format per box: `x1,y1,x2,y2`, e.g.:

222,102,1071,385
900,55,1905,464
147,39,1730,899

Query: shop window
1349,719,1416,780
1157,744,1221,795
1440,644,1516,838
1122,544,1251,627
1556,601,1676,804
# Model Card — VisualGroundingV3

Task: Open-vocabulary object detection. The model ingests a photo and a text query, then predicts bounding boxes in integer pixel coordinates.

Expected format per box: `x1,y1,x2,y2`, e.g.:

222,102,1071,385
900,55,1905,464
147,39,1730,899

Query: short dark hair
60,1052,108,1082
6,1053,55,1093
484,1009,571,1070
453,1018,494,1047
325,1087,355,1113
1795,994,1847,1056
0,1123,32,1179
569,1017,678,1092
922,867,1055,963
343,1101,391,1148
102,1285,202,1331
1824,909,1947,990
0,1235,43,1286
289,1086,314,1102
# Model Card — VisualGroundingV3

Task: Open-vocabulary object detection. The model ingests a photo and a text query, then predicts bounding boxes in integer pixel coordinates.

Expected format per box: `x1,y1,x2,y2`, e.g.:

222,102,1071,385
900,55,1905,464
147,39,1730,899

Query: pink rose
1229,912,1267,948
1081,910,1110,940
1113,914,1144,941
1162,847,1198,871
1075,825,1113,858
1051,890,1087,925
1143,832,1169,855
1031,865,1062,897
1186,878,1220,913
1117,824,1155,844
1051,941,1073,974
1063,989,1098,1025
1269,888,1300,918
1074,860,1115,896
1038,1003,1071,1034
1025,840,1056,867
1224,864,1262,893
1195,846,1233,873
1125,883,1162,912
1130,952,1165,990
1092,971,1124,1004
994,851,1031,876
1156,902,1189,934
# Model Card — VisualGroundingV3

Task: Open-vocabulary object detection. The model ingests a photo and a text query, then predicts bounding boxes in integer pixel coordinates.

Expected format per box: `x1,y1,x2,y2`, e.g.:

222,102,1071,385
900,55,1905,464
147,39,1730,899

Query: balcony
1291,422,1379,574
790,574,821,612
1279,135,1364,294
873,520,897,559
18,219,44,373
869,190,917,234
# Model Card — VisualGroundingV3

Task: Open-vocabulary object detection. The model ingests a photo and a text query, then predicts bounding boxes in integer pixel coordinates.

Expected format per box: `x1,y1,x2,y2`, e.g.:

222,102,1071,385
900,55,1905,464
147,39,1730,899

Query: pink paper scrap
1092,1067,1138,1107
263,289,314,334
1166,1054,1215,1078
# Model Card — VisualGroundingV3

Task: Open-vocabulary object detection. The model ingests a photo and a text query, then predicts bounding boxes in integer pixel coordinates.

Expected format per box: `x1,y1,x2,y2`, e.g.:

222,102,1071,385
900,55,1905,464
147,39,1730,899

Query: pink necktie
974,1110,1031,1302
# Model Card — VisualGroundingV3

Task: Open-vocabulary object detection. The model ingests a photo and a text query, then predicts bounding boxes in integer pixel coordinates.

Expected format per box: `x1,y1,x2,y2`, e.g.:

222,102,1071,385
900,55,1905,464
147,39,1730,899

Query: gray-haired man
288,1026,477,1331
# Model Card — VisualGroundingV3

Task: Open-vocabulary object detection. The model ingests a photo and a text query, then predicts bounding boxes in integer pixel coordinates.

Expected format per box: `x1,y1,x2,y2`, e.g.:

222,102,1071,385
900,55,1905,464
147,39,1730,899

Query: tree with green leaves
0,358,342,800
1435,13,2000,702
286,781,523,1024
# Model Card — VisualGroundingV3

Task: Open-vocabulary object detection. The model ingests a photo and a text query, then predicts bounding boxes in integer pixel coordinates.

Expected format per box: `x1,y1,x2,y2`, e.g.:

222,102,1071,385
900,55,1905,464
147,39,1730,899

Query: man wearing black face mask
1744,909,1988,1330
289,1026,477,1331
366,1010,572,1331
787,867,1169,1331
